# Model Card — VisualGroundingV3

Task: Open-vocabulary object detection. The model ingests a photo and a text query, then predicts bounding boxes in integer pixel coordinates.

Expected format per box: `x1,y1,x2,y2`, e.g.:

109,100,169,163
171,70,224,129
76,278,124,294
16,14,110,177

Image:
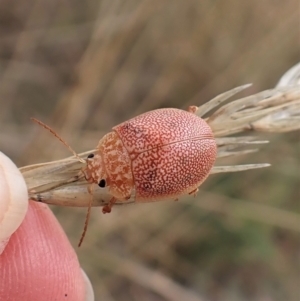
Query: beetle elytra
83,107,217,213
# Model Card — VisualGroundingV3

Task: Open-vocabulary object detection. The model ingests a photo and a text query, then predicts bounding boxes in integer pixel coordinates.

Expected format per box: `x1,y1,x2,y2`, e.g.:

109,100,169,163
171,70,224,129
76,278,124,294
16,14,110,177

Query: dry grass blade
196,84,252,117
216,137,269,145
20,154,88,191
216,149,259,159
203,84,300,174
205,86,300,136
216,137,269,158
276,62,300,87
211,163,271,174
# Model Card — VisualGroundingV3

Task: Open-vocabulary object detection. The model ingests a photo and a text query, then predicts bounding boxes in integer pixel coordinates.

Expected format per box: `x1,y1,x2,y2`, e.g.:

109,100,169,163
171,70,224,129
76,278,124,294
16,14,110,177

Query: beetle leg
187,106,198,114
188,188,199,197
102,197,117,214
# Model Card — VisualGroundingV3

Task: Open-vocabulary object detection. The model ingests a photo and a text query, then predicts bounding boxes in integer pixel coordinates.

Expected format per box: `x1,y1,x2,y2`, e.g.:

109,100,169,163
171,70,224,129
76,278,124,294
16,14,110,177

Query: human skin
0,201,86,301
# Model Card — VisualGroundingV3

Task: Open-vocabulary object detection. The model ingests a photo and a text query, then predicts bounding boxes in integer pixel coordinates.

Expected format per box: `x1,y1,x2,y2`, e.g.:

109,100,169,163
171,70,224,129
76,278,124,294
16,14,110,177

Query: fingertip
81,269,95,301
0,151,28,255
0,201,85,301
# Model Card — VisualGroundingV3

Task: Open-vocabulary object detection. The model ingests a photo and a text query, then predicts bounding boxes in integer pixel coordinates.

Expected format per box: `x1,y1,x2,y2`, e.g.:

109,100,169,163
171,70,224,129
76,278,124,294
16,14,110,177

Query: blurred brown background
0,1,299,300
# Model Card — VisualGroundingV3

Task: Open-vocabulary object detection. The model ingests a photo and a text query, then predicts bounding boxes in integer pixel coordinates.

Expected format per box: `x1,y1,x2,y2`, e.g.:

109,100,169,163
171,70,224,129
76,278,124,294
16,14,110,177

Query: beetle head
83,152,107,188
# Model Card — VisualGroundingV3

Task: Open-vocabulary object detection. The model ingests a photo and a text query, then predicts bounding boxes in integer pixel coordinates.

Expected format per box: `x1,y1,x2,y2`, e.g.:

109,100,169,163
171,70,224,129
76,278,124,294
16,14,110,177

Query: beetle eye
98,179,106,188
87,153,94,159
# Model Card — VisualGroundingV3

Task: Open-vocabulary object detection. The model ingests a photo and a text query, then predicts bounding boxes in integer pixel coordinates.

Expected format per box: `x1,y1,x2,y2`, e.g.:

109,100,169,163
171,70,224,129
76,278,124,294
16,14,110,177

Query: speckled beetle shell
83,108,217,212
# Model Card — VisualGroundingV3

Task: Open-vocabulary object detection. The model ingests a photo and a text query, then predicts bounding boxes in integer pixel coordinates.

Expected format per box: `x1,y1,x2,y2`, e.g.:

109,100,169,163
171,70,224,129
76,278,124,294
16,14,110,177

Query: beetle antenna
78,184,94,247
31,118,85,164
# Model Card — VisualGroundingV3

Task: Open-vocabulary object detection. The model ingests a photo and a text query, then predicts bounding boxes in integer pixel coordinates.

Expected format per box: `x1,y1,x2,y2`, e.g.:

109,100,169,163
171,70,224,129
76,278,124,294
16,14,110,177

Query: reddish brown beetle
83,107,217,213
